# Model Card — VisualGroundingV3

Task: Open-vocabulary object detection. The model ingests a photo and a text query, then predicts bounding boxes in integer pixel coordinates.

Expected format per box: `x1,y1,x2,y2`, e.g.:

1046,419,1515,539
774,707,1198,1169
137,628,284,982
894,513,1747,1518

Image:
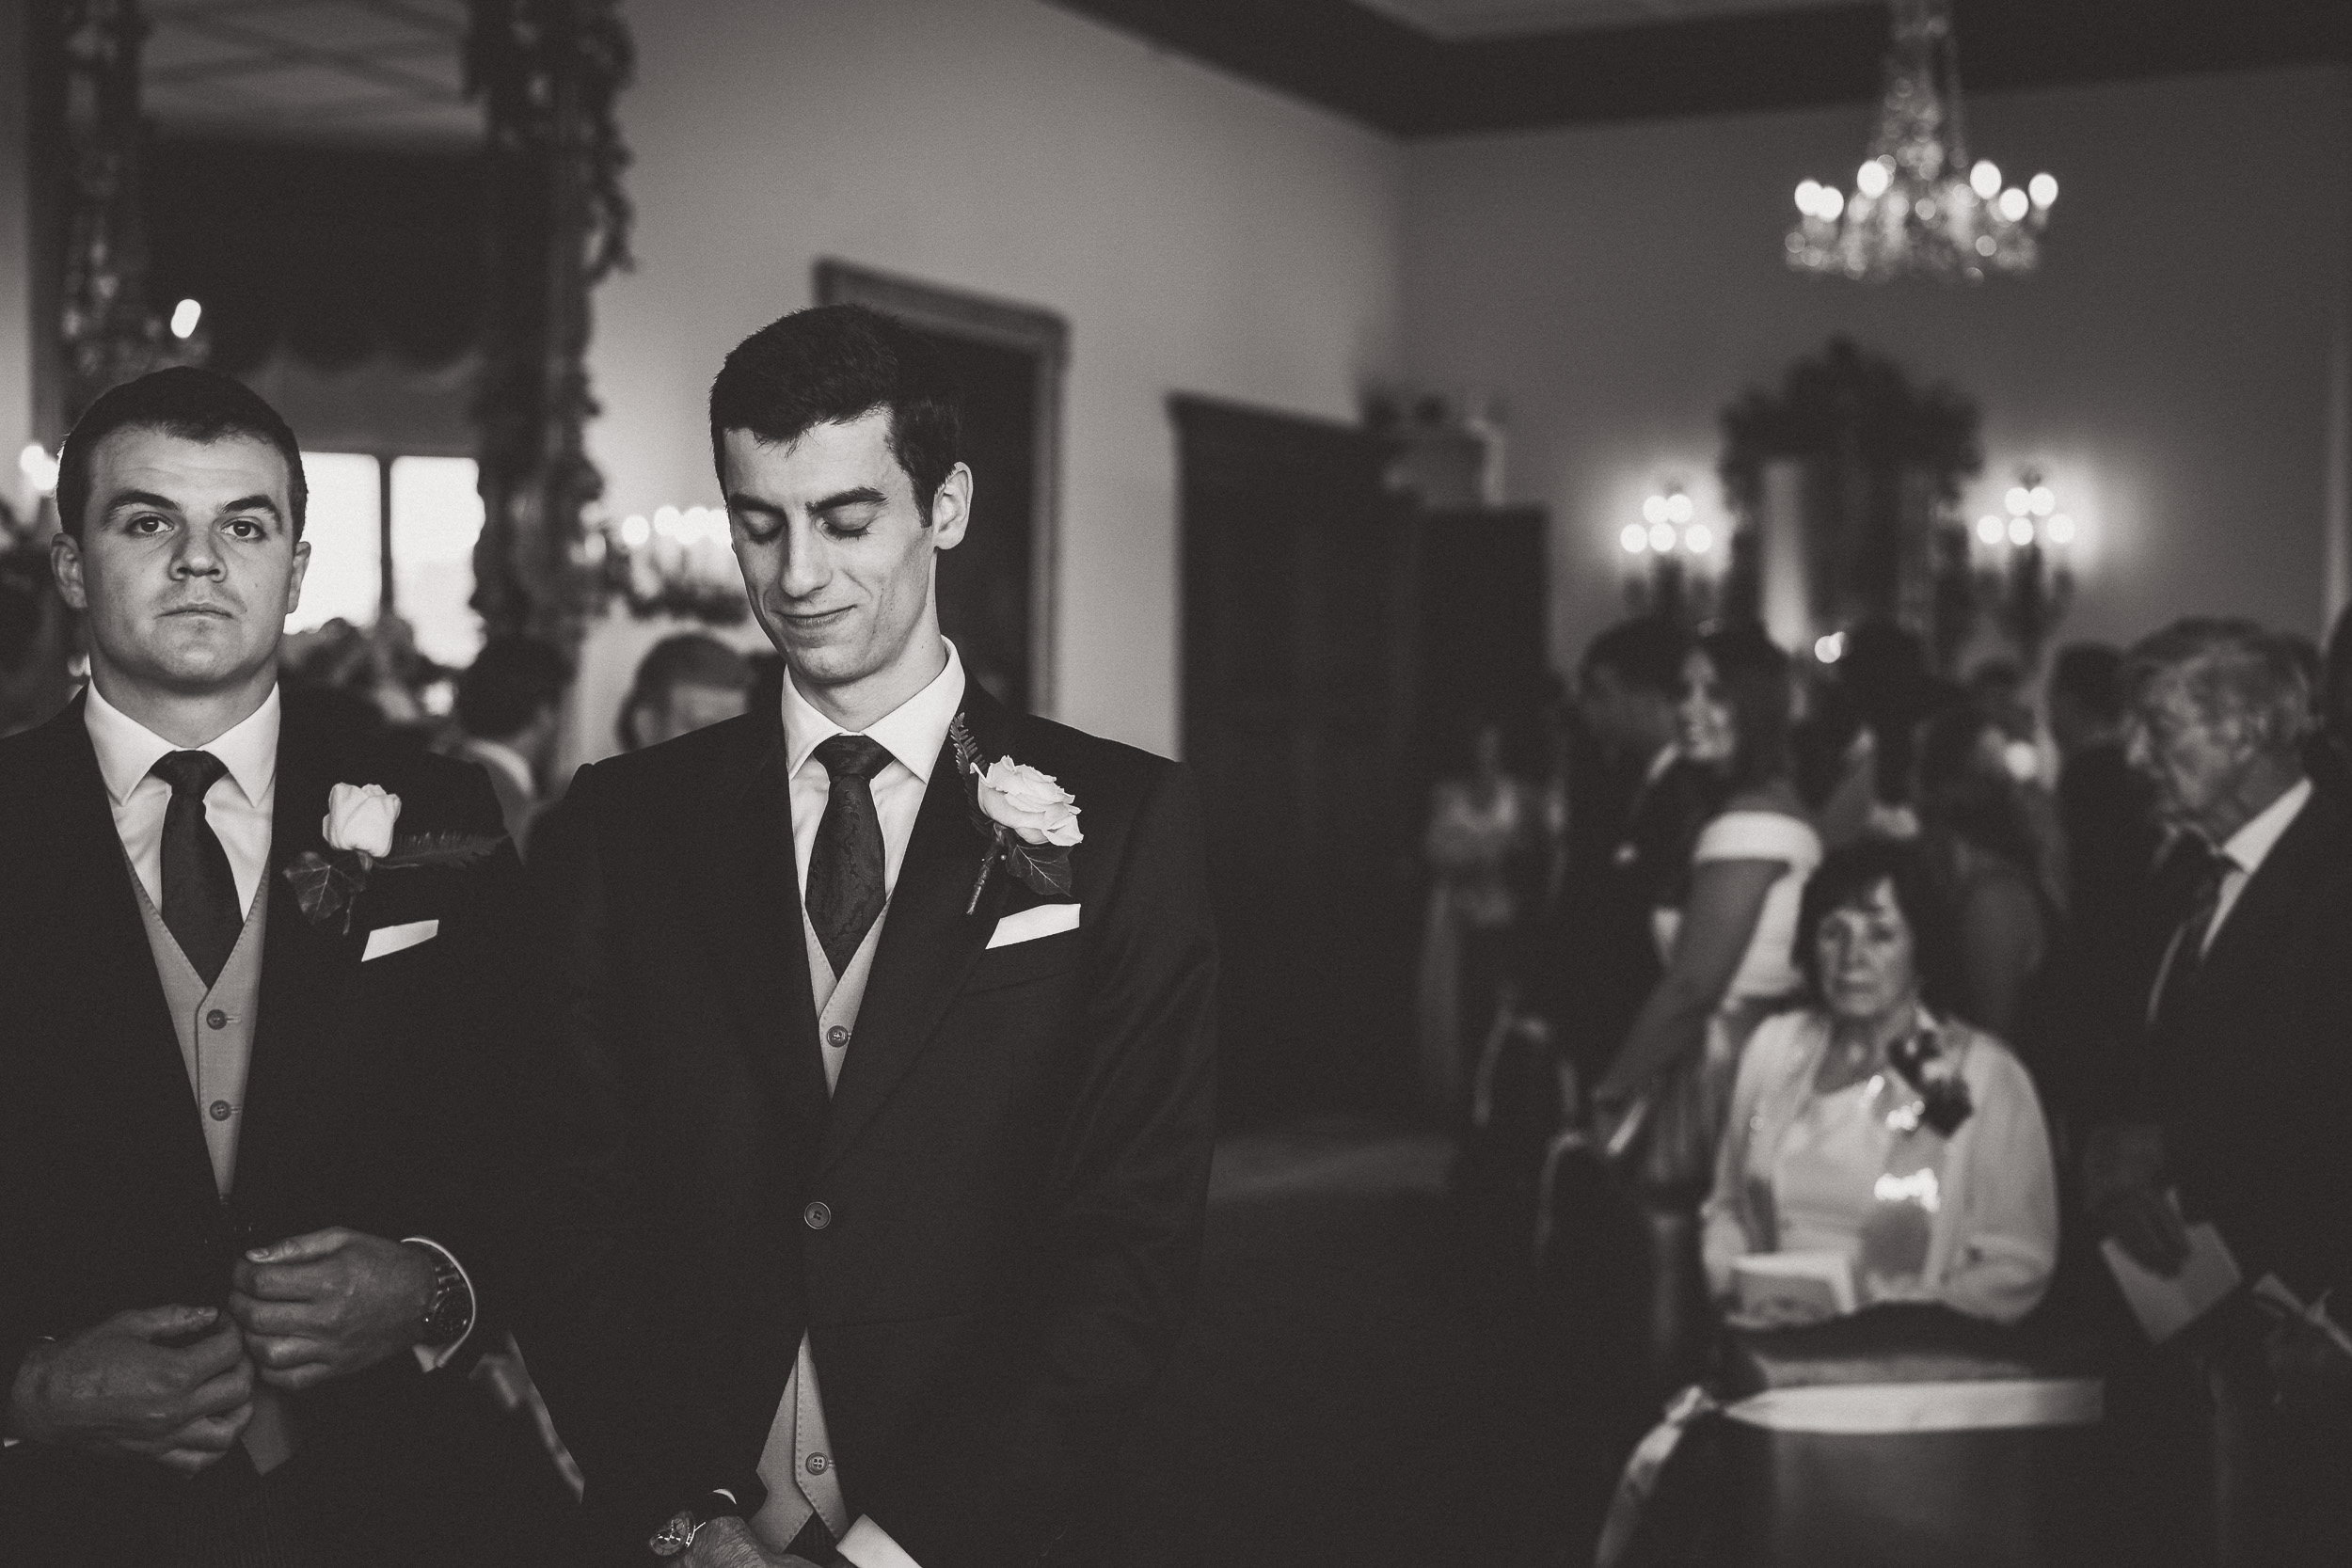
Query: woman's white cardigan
1701,1007,2060,1325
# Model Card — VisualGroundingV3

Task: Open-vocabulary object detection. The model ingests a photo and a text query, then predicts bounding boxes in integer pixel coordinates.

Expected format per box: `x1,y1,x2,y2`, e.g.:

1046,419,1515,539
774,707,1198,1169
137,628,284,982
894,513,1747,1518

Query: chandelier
1786,0,2055,283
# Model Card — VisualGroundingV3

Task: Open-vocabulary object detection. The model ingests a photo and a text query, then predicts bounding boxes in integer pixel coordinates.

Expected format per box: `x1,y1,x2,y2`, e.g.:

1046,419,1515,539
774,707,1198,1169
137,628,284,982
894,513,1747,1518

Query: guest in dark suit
1543,616,1687,1085
447,633,571,858
0,369,534,1563
517,306,1218,1568
2088,619,2352,1566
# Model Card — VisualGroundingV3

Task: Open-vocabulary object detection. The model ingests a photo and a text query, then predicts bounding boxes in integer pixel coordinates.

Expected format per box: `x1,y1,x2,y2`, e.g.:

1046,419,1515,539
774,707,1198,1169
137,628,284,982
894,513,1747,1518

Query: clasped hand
6,1305,253,1474
681,1514,840,1567
225,1227,437,1392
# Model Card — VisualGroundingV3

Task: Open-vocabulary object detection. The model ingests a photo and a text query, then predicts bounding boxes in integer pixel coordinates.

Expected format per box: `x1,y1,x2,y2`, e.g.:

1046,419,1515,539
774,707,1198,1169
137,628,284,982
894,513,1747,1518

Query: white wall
0,0,34,515
587,0,1406,758
1403,66,2352,671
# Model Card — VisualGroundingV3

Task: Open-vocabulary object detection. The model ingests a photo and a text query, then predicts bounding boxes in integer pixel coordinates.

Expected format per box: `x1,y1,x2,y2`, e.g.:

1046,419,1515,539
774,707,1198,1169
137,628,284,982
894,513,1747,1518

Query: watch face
648,1511,698,1558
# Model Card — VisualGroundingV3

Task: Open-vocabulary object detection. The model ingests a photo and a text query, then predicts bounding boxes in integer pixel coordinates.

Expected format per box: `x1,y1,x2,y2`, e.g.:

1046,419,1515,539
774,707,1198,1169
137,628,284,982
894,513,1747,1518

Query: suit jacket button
206,1009,229,1030
803,1201,832,1230
805,1453,829,1475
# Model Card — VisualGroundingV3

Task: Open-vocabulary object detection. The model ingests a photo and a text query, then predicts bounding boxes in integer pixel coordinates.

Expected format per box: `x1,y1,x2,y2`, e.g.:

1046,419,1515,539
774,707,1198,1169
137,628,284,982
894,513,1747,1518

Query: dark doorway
1176,397,1423,1129
1409,506,1550,796
817,261,1066,716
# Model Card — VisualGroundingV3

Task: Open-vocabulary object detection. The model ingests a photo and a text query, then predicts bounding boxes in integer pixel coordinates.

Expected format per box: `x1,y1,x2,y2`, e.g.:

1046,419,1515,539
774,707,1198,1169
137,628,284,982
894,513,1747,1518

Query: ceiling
1355,0,1824,39
1052,0,2352,135
142,0,481,146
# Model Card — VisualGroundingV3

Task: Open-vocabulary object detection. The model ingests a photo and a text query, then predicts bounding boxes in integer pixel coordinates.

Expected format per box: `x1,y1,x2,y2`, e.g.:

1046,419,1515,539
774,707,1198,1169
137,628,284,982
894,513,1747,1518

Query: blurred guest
2307,604,2352,801
449,634,572,856
2049,643,2161,935
1810,619,1939,848
1417,718,1537,1118
1544,616,1687,1085
1705,840,2058,1325
1915,704,2050,1038
617,633,753,752
1593,625,1820,1389
2090,619,2352,1566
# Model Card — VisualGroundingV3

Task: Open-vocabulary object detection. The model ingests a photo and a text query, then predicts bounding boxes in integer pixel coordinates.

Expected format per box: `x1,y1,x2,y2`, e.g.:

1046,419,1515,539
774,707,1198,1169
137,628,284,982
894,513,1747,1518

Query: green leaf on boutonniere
1005,838,1074,899
283,849,370,933
376,830,503,870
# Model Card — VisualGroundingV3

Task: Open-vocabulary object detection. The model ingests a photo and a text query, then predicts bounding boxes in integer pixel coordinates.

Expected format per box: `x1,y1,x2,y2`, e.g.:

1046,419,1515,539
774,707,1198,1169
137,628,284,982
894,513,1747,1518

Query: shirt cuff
401,1237,476,1371
840,1515,923,1568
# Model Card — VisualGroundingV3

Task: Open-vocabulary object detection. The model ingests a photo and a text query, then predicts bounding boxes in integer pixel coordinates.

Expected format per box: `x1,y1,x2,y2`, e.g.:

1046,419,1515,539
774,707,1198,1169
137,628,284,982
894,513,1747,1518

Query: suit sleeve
505,766,766,1557
856,761,1219,1567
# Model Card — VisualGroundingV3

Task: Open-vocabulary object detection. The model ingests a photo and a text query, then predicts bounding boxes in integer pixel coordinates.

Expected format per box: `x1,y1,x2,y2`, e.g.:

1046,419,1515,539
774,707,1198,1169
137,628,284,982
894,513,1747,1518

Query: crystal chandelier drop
1786,0,2056,283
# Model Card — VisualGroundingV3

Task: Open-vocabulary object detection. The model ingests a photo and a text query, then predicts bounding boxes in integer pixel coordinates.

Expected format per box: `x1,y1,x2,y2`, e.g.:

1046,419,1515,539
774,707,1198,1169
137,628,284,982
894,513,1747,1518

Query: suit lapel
32,699,222,1203
232,718,365,1207
695,717,829,1117
2191,787,2333,1016
815,689,1014,1177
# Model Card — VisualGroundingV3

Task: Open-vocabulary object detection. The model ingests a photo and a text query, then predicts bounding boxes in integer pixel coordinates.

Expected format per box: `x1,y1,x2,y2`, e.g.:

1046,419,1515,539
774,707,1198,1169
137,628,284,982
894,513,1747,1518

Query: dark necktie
2151,834,2229,1032
806,735,894,977
152,751,240,986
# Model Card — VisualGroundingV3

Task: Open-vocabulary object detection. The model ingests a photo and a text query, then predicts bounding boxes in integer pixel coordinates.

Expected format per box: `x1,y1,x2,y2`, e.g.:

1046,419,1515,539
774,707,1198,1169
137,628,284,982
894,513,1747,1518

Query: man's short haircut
707,304,961,518
56,366,308,540
456,634,573,742
2124,617,2310,755
2049,642,2125,724
1582,616,1686,697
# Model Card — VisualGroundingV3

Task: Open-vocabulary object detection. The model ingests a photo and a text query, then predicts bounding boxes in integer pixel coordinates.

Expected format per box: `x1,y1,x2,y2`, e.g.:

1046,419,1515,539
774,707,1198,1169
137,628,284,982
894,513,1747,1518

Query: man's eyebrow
811,486,887,515
102,491,284,523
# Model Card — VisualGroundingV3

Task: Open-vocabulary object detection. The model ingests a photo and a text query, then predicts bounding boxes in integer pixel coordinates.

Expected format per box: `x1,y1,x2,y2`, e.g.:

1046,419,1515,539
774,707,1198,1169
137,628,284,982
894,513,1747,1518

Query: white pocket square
362,919,439,961
987,903,1080,949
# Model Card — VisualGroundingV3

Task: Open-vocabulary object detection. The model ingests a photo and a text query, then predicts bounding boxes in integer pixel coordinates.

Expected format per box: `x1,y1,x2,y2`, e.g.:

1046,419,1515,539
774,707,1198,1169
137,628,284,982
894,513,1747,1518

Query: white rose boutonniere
283,781,506,932
323,782,402,857
951,717,1080,912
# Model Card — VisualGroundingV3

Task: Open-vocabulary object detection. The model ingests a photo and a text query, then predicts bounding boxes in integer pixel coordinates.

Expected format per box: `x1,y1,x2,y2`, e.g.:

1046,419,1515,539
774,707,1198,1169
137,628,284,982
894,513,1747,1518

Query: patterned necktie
2152,834,2229,1031
806,735,894,977
151,751,240,986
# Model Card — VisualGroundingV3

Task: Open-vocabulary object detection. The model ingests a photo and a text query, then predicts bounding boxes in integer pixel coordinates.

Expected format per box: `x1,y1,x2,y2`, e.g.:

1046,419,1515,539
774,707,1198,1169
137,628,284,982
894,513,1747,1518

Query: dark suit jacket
2130,783,2352,1306
516,681,1218,1568
0,694,532,1562
1541,752,1689,1082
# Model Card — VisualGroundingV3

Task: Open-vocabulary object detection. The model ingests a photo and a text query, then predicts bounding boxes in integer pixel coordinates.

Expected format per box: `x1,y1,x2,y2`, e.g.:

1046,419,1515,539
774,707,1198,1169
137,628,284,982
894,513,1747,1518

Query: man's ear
50,530,87,612
284,537,311,617
928,464,973,552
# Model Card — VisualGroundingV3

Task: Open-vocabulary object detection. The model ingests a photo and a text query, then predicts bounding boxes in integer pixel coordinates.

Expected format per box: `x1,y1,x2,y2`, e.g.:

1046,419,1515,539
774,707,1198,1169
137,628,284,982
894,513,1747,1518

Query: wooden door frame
816,260,1069,718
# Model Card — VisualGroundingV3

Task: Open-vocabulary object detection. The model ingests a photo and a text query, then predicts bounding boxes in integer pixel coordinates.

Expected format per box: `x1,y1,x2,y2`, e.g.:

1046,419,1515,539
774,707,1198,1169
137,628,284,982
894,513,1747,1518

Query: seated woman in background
1703,839,2058,1326
1914,703,2052,1038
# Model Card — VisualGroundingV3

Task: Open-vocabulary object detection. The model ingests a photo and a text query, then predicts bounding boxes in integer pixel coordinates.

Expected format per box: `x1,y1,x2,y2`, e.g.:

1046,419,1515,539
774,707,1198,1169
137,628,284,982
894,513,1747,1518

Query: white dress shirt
81,679,473,1372
762,641,965,1568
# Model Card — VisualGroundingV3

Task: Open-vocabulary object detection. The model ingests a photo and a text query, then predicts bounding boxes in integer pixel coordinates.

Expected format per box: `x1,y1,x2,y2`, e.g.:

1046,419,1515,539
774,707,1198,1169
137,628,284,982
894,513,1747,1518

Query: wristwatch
647,1509,706,1559
416,1248,473,1350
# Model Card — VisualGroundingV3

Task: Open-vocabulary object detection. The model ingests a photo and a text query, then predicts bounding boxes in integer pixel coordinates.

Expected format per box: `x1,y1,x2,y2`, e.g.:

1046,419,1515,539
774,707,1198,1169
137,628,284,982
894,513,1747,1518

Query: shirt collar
2218,775,2312,879
84,679,280,809
782,640,968,785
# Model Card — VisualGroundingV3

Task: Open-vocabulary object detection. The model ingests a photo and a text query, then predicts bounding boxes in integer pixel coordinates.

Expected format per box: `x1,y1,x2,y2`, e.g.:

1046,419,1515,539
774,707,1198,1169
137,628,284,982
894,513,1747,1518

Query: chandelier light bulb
1819,187,1845,221
653,504,681,537
2029,485,2057,515
1816,632,1846,665
169,298,203,340
1796,180,1822,215
1976,515,2005,545
1665,492,1694,525
1621,523,1649,555
1648,522,1677,554
1975,235,1997,257
2046,514,2074,546
1684,524,1714,555
620,514,651,547
1856,159,1893,198
2005,487,2030,515
2028,172,2058,208
1969,161,2001,199
1998,187,2029,223
2009,516,2036,547
1643,495,1669,524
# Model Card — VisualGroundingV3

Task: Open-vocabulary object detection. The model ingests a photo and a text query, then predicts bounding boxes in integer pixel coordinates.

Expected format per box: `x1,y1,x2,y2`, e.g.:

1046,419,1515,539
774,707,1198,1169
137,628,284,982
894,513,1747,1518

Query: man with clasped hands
516,306,1218,1566
0,369,532,1562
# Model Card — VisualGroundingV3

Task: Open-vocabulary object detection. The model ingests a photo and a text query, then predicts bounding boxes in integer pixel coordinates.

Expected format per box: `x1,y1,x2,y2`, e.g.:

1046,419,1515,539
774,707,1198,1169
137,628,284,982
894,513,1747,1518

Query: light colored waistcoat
128,868,294,1474
750,908,885,1547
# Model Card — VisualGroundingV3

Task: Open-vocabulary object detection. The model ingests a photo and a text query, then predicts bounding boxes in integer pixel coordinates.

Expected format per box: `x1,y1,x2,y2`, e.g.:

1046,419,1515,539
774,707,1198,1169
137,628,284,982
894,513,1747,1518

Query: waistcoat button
207,1009,229,1030
826,1025,850,1047
803,1201,832,1230
209,1101,232,1122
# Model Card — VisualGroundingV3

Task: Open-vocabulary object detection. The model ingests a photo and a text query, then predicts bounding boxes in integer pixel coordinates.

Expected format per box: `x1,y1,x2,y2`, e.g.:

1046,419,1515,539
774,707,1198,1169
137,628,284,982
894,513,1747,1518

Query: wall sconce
588,504,748,625
1969,467,2074,670
1619,482,1719,624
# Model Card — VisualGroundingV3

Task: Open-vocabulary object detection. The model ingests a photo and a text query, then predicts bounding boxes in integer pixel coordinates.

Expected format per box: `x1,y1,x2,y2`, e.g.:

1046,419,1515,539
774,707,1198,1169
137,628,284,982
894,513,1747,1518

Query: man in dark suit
518,306,1217,1567
2088,619,2352,1566
1,369,533,1563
